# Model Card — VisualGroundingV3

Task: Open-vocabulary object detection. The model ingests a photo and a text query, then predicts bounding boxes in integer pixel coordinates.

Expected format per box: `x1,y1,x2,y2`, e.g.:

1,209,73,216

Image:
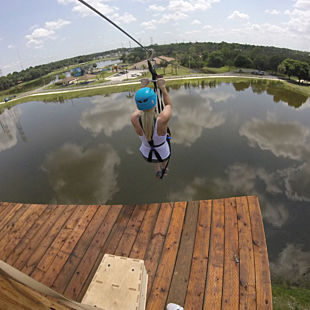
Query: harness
139,117,171,165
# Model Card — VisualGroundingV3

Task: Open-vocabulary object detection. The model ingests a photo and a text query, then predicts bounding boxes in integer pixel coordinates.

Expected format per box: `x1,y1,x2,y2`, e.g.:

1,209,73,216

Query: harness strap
139,117,166,163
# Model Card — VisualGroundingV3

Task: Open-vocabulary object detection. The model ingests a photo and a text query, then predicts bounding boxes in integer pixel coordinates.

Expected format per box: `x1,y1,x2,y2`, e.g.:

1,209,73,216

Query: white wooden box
82,254,148,310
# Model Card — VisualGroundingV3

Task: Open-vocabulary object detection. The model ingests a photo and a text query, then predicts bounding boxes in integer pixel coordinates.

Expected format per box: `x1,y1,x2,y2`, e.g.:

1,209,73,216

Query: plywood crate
82,254,148,310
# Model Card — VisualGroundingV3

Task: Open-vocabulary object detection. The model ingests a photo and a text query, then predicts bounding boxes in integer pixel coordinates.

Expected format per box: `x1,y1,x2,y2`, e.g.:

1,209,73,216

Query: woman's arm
158,79,172,123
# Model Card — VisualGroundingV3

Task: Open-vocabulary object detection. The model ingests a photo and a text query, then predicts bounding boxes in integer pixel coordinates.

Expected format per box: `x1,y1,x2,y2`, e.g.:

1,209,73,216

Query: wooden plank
40,205,99,287
130,203,160,260
6,204,58,266
167,201,198,306
21,205,76,275
0,204,26,240
0,204,48,261
12,205,68,271
146,201,187,310
0,270,73,310
236,196,257,310
248,196,272,309
222,197,239,309
76,205,135,301
144,203,173,299
0,203,24,233
30,205,87,282
52,205,111,293
204,199,225,310
115,204,148,257
0,202,9,219
64,205,123,300
184,200,212,310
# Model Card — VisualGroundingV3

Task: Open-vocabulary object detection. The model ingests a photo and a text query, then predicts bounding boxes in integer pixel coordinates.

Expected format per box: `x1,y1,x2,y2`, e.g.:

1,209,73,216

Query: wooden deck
0,196,272,310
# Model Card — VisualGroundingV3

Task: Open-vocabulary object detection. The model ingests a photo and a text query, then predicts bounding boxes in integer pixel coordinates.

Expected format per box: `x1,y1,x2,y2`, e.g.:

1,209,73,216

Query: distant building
61,77,78,86
77,74,96,84
71,67,83,77
128,56,175,70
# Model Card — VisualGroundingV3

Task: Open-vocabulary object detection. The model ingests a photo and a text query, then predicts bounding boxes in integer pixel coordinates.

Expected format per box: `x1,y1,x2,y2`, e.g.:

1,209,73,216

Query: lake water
0,80,309,287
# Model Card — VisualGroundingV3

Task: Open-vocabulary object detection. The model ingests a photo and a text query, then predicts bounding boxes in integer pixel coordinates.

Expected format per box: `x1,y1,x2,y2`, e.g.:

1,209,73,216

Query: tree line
0,50,114,92
122,41,310,81
1,41,310,92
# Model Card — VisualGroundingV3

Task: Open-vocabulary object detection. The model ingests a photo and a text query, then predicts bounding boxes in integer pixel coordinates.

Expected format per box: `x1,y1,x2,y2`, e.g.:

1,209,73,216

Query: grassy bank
1,76,309,114
273,283,310,310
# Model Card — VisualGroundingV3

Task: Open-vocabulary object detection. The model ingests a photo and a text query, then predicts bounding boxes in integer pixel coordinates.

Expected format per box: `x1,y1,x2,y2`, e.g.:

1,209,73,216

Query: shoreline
0,74,309,111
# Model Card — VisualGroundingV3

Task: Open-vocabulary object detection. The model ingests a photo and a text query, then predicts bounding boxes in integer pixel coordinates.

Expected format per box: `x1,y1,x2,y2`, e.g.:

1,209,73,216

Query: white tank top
139,119,170,160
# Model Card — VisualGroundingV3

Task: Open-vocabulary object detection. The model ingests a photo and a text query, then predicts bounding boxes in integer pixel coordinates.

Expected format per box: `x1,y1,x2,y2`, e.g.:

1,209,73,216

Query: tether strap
147,60,165,113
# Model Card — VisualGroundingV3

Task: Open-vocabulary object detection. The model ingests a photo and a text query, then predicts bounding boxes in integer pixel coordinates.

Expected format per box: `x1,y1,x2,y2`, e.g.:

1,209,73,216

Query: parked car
252,71,265,75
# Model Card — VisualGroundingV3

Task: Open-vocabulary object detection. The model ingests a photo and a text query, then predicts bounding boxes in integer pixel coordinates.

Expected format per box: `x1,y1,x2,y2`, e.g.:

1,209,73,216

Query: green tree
207,51,224,68
278,58,297,80
160,59,168,75
269,55,284,73
234,55,253,68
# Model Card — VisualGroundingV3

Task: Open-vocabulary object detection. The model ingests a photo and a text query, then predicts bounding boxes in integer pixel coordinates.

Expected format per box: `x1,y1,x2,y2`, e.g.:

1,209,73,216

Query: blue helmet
135,87,157,111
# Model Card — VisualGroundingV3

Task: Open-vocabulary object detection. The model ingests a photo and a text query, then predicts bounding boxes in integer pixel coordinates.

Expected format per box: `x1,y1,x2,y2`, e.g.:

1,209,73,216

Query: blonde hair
141,109,156,141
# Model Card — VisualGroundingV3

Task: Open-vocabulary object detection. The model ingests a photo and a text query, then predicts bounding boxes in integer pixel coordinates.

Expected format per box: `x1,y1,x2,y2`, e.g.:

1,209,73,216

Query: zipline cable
77,0,171,179
76,0,150,56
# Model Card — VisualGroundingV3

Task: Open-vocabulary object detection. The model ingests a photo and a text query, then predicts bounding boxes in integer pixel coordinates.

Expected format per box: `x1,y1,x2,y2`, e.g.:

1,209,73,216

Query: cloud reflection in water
0,108,21,152
80,94,132,137
42,143,120,204
171,89,232,146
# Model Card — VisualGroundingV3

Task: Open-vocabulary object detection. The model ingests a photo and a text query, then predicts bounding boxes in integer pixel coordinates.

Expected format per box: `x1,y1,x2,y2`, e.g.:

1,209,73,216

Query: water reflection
214,163,288,228
80,94,132,136
270,244,310,285
281,163,310,202
240,114,310,161
41,143,120,204
0,108,26,152
266,86,308,108
171,88,229,146
231,79,308,107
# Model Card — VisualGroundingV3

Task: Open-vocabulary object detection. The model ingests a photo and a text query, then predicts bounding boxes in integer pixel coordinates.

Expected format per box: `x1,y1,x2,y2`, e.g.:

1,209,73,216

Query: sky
1,0,310,76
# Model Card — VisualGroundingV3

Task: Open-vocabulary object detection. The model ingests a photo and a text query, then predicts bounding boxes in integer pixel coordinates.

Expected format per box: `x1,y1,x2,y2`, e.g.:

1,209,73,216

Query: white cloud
265,9,281,15
148,4,165,12
25,19,70,48
167,0,220,13
7,44,15,49
159,12,188,23
185,30,201,35
192,19,201,25
111,12,136,25
294,0,310,9
228,10,249,20
285,8,310,36
58,0,115,17
203,25,212,30
141,19,157,30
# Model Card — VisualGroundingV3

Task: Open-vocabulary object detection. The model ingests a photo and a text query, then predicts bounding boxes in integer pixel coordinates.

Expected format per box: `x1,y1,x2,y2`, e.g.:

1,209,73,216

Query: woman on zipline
131,77,172,178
